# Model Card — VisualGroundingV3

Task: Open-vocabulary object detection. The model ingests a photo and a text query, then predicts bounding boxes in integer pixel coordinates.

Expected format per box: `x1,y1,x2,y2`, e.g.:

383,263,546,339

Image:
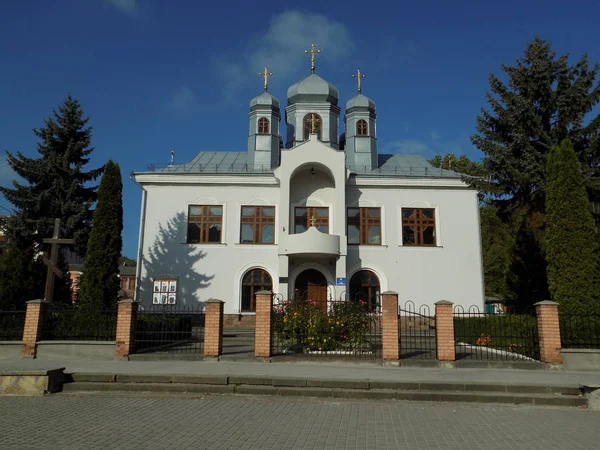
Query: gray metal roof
146,151,459,178
287,74,339,106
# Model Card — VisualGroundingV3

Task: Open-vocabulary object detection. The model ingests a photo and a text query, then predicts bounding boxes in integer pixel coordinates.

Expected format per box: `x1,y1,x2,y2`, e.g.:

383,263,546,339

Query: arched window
303,113,322,140
241,268,272,312
258,117,270,134
349,270,380,311
356,119,368,136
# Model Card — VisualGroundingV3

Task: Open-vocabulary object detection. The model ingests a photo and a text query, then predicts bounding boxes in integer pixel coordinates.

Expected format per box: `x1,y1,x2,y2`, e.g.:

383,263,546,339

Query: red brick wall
254,292,272,357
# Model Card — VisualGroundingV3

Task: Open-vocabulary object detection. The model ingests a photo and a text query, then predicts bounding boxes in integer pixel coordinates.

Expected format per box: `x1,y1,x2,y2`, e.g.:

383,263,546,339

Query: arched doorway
294,269,328,301
349,270,381,311
241,268,272,312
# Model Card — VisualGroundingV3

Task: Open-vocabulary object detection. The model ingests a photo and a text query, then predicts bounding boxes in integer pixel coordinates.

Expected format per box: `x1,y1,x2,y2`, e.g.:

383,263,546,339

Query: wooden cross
304,44,321,74
309,113,321,134
352,68,366,94
259,66,273,92
309,215,317,228
42,219,74,303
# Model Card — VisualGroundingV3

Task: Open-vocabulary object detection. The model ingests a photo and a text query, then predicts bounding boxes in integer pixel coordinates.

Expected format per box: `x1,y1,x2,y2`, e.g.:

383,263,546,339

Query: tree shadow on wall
138,212,214,308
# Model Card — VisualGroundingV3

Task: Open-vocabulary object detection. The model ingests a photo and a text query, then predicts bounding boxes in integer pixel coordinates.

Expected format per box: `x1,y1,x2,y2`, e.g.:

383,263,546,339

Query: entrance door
307,283,327,302
294,269,328,301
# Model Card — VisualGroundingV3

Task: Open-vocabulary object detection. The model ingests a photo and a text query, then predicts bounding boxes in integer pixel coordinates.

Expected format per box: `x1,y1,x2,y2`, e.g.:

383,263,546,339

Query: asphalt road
1,394,598,449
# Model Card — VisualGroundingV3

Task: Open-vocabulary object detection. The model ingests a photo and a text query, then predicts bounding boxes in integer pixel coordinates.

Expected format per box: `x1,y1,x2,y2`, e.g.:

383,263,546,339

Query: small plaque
279,277,289,283
336,277,346,286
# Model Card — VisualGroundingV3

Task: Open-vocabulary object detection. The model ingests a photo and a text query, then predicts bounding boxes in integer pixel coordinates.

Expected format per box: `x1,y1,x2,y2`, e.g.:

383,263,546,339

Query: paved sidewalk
1,357,599,387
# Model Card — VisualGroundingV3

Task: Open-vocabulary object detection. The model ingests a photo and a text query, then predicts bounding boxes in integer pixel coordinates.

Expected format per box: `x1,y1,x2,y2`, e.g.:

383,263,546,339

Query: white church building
132,51,484,324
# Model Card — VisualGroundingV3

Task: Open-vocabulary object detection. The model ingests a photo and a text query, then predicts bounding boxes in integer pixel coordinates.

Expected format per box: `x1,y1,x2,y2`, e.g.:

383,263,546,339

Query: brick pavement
1,395,599,449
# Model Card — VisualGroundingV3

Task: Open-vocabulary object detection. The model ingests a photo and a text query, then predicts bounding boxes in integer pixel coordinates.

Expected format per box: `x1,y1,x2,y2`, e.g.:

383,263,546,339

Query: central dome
287,74,339,106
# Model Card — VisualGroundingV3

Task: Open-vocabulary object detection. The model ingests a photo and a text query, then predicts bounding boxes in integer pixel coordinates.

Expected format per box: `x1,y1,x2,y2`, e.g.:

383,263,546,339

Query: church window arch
241,268,273,312
303,113,322,140
356,119,368,136
349,270,380,311
258,117,270,134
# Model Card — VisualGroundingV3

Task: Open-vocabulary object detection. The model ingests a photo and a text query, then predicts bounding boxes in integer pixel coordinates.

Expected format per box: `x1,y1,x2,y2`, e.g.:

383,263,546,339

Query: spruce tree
77,160,123,309
471,37,600,216
546,140,599,313
0,95,102,255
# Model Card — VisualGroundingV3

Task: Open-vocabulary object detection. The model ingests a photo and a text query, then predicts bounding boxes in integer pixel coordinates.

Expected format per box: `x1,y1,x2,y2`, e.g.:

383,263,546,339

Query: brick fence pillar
382,291,399,361
535,300,562,365
204,299,224,357
435,300,455,361
115,299,138,358
255,290,272,358
21,299,49,358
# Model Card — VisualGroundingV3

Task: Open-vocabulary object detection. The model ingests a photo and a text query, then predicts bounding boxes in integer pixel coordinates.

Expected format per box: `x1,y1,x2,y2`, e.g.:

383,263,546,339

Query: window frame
302,113,323,140
258,117,270,135
241,268,273,312
401,207,437,246
239,206,276,244
187,205,223,244
347,207,382,245
356,119,368,136
349,270,381,312
294,206,329,234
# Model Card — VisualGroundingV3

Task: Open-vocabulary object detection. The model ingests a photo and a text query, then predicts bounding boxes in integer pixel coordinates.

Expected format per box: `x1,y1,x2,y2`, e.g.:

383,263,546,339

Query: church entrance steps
58,373,588,408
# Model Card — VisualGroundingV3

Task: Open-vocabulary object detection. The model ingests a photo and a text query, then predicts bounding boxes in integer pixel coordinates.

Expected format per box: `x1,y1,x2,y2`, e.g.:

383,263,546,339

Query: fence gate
399,301,437,359
135,305,205,355
271,296,382,359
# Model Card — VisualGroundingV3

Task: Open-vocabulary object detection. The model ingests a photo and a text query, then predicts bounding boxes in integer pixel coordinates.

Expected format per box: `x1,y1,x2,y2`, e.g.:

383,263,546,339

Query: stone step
59,381,587,408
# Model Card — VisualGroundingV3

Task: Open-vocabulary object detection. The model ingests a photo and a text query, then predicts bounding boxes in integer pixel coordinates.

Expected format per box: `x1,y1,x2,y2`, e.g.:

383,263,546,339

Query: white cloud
381,139,435,158
217,10,353,102
169,86,200,111
106,0,139,17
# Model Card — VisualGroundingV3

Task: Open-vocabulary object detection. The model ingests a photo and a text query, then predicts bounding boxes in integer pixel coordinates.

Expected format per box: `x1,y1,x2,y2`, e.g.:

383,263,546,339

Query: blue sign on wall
336,277,346,286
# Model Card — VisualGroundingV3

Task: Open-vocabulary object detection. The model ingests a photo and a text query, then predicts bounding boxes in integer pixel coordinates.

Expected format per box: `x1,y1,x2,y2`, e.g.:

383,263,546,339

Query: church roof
287,74,339,106
346,93,376,111
148,151,459,178
250,92,280,109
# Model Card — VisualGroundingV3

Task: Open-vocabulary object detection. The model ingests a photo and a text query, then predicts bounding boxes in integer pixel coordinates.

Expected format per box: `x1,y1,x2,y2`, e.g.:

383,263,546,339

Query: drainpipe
130,172,147,303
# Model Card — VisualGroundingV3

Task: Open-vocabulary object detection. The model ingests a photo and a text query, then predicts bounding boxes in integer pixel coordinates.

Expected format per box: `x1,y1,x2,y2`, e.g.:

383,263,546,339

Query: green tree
471,37,600,217
0,95,102,255
77,160,123,309
0,246,45,309
428,153,488,178
479,206,512,298
546,139,599,313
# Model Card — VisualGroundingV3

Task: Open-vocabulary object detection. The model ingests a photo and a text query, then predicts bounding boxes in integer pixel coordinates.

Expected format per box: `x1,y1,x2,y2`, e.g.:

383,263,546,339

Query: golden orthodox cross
309,215,317,227
305,44,321,74
352,69,366,94
42,219,74,303
309,113,321,134
259,66,273,92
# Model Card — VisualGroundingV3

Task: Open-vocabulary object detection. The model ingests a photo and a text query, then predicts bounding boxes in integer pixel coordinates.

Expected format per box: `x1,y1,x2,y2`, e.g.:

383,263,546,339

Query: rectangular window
294,207,329,234
347,208,381,245
187,205,223,243
402,208,436,246
240,206,275,244
152,278,177,304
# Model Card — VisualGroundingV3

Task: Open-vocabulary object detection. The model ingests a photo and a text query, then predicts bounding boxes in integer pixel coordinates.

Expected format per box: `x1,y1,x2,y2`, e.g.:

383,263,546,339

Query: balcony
279,227,341,257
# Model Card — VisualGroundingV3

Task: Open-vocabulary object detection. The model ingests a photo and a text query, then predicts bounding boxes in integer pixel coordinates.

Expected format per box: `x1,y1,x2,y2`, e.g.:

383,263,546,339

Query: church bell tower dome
286,74,339,106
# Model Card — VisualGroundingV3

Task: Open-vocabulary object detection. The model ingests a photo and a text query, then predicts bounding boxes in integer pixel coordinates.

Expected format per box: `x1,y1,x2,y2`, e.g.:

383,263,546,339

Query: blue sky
1,0,599,258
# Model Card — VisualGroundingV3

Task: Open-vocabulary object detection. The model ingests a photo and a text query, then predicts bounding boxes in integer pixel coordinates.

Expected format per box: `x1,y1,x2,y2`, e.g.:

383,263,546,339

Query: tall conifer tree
77,161,123,309
546,140,599,313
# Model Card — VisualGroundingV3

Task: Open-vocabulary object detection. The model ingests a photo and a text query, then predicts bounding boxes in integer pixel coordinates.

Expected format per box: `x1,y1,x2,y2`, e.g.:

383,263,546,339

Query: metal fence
560,313,600,349
135,305,205,354
41,305,117,341
271,298,382,359
399,301,437,359
453,306,539,361
0,307,26,341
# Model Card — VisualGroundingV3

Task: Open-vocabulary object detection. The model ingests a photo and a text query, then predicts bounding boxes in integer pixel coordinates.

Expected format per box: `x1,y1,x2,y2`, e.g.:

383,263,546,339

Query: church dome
287,74,339,106
250,92,280,109
346,93,375,111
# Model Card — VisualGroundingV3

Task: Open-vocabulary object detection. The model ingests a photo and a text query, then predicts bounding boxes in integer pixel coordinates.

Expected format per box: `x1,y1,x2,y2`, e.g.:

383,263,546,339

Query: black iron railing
560,313,600,349
453,306,539,361
399,301,436,359
271,297,381,358
42,305,117,341
0,307,26,341
135,304,204,354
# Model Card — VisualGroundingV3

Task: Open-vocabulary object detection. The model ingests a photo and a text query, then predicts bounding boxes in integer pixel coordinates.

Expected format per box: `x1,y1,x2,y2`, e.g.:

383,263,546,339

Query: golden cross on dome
259,67,273,92
352,69,366,94
305,44,321,74
309,113,321,134
309,215,317,227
